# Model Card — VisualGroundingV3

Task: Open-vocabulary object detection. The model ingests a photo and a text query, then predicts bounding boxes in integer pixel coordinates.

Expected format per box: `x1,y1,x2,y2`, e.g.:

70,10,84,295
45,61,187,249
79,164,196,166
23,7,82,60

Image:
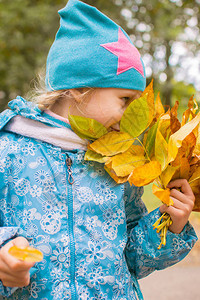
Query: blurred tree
0,0,199,112
115,0,200,105
0,0,67,111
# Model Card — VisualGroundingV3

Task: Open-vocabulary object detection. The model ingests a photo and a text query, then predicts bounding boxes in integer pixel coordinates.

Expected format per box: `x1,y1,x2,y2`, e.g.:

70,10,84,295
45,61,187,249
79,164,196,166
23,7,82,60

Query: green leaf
155,129,169,171
68,114,108,141
144,119,159,158
84,150,109,163
120,94,154,138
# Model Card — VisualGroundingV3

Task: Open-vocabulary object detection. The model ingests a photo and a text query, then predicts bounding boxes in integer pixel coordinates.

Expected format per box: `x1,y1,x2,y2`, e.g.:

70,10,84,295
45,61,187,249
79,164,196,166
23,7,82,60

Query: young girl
0,0,197,299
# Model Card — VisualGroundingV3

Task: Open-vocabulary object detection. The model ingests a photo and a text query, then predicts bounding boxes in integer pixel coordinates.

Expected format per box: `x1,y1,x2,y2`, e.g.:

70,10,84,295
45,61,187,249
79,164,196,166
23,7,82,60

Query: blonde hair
28,71,95,111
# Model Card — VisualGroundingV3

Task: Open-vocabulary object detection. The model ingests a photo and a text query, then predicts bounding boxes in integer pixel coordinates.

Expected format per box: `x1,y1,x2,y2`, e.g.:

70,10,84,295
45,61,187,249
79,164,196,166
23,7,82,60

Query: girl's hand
0,237,35,287
159,179,195,234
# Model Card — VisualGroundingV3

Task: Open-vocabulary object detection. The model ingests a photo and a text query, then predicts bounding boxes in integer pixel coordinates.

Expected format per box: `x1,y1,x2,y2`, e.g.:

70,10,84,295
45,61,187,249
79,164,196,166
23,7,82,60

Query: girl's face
75,88,142,131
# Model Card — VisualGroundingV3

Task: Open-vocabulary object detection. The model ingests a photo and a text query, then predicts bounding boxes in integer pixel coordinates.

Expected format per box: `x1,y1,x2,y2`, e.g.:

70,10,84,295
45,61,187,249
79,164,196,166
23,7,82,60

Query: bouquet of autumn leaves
69,81,200,249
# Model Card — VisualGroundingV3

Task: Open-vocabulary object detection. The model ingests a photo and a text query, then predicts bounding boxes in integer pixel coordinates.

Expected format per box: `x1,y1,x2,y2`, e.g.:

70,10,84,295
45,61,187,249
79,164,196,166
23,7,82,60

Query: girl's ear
69,89,83,103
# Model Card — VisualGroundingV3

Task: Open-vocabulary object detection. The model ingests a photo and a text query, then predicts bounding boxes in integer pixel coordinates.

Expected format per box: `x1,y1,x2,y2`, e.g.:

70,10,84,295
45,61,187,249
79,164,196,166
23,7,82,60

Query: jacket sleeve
123,182,198,280
0,227,37,297
0,147,37,297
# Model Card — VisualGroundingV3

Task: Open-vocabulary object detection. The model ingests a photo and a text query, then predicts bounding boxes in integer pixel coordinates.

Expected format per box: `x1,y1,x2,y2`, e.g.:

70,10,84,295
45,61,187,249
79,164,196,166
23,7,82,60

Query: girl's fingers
167,179,195,200
12,237,30,248
169,189,194,206
159,204,184,225
0,262,31,287
0,259,15,275
0,276,30,288
0,272,25,285
160,196,191,215
168,197,185,210
160,196,193,224
160,179,195,234
159,201,179,216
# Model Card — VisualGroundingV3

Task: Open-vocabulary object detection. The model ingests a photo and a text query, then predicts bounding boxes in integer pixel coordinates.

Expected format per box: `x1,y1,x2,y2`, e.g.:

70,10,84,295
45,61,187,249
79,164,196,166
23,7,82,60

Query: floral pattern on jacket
0,97,197,300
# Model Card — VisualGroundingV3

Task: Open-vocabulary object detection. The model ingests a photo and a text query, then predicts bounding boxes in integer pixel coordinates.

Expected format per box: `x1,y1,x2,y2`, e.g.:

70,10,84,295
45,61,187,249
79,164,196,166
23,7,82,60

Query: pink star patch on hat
101,28,144,77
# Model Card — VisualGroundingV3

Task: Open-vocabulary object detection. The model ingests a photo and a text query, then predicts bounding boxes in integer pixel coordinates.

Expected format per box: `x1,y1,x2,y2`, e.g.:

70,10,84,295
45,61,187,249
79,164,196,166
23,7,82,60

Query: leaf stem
153,213,172,249
135,137,151,162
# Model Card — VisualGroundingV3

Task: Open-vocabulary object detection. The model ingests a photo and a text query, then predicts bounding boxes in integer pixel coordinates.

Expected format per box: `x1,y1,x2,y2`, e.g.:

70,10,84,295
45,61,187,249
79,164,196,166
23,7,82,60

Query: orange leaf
158,114,171,142
181,95,197,126
168,111,200,163
189,165,200,185
179,132,196,159
155,92,165,119
170,101,181,134
9,246,43,262
105,145,146,177
128,161,162,186
189,178,200,212
171,156,190,181
193,124,200,157
152,184,173,206
104,165,128,183
193,196,200,212
142,79,154,97
142,79,155,123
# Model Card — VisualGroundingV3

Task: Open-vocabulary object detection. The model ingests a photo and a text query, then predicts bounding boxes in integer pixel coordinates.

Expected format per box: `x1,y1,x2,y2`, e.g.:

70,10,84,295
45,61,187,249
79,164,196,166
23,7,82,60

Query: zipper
66,155,76,299
66,157,74,185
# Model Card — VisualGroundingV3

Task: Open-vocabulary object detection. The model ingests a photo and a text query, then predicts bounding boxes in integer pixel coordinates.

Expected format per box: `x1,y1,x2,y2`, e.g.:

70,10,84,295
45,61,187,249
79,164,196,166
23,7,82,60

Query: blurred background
0,0,200,298
0,0,200,112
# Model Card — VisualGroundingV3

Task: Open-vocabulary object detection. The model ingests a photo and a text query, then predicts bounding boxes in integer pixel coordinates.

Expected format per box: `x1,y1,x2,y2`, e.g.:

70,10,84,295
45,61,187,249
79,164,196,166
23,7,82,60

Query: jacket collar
1,97,88,151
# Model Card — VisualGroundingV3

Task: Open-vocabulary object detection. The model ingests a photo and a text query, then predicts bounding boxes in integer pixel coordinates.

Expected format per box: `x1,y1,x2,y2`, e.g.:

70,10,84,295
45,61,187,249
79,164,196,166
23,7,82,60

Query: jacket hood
1,97,88,151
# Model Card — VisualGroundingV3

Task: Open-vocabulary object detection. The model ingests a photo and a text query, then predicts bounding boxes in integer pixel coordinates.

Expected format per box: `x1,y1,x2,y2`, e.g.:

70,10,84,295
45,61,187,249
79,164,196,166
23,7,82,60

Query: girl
0,0,197,299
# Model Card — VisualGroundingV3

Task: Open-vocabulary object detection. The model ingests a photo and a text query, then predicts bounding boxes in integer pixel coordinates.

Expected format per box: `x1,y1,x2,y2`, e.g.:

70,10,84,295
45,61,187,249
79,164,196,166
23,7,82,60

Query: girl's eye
122,97,130,102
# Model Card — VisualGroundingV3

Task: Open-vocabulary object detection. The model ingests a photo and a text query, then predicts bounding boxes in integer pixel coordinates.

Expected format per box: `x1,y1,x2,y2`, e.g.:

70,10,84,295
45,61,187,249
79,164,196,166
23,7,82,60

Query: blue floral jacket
0,97,197,300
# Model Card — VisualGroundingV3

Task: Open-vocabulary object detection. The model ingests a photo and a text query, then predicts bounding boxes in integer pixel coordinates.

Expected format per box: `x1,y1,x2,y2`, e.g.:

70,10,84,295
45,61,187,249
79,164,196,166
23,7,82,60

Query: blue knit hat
45,0,146,92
